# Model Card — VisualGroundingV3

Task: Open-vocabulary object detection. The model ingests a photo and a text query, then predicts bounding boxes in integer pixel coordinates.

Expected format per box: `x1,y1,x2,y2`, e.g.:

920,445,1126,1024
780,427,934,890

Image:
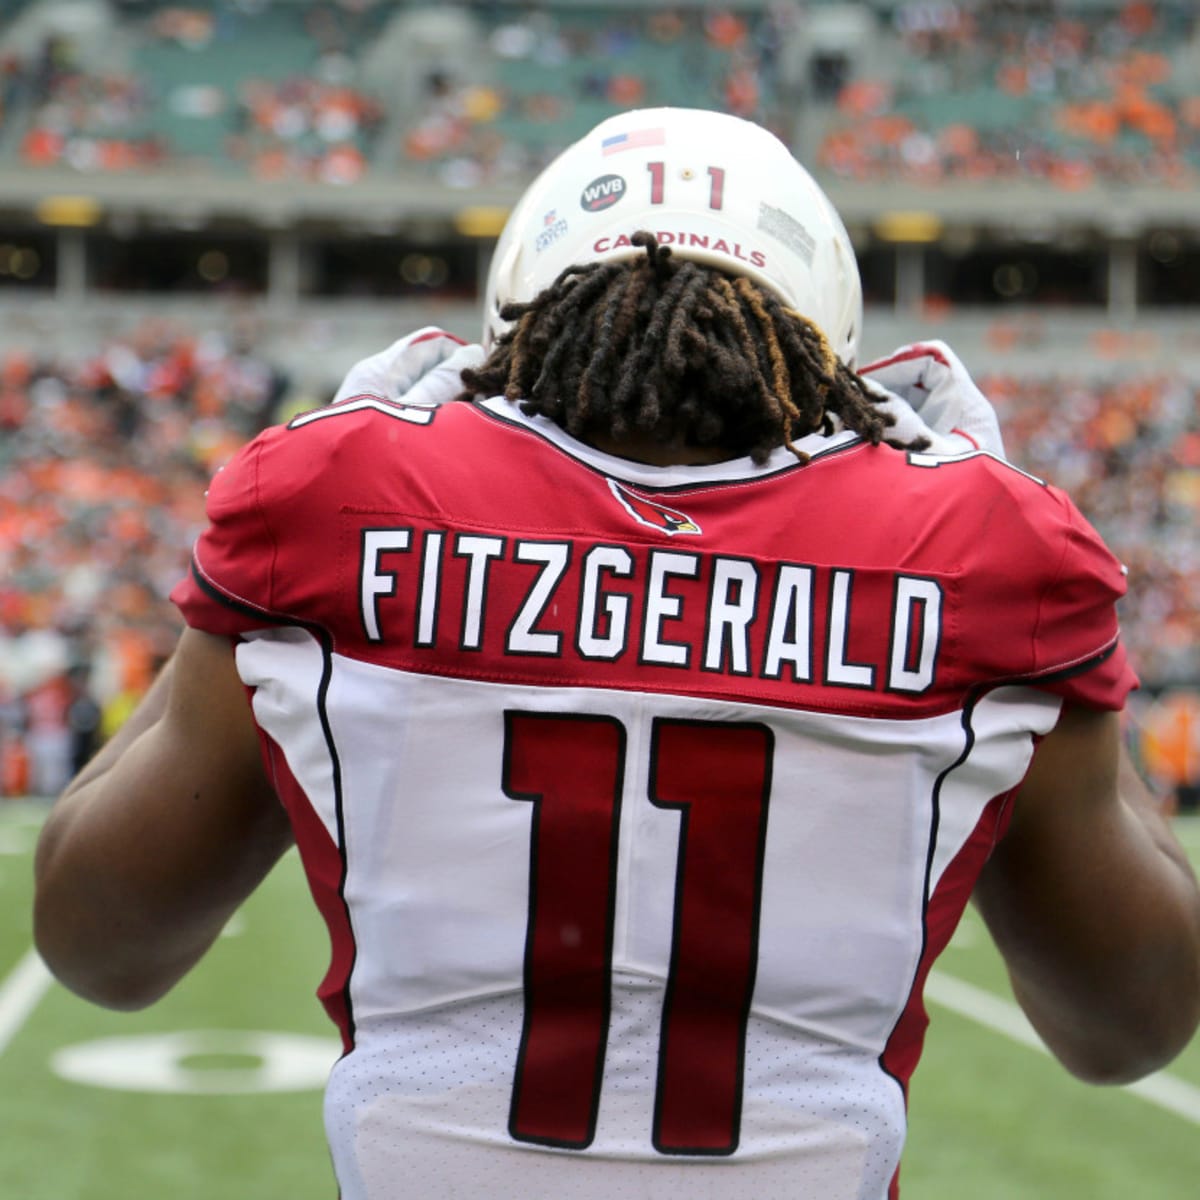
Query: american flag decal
608,479,701,535
602,127,666,156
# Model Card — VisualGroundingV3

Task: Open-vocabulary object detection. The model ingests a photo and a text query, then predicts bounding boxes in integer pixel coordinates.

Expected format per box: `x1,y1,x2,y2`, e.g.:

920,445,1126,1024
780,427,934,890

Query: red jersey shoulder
287,391,444,438
271,396,543,513
872,446,1133,701
777,444,1134,706
174,400,493,633
274,393,447,494
838,444,1118,585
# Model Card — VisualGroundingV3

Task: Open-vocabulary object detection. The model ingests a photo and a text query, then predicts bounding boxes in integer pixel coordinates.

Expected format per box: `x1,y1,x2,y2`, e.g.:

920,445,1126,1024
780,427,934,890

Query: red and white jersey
172,394,1135,1200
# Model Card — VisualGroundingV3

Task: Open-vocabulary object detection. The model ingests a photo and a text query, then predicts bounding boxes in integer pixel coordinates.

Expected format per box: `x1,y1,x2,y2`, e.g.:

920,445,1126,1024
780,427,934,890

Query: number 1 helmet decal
483,107,863,366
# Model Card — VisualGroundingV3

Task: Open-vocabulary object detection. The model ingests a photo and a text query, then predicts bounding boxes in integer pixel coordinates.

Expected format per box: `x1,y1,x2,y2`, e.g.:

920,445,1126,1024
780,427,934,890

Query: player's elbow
33,905,171,1012
1042,982,1200,1086
33,863,176,1012
44,960,168,1013
1057,1028,1194,1087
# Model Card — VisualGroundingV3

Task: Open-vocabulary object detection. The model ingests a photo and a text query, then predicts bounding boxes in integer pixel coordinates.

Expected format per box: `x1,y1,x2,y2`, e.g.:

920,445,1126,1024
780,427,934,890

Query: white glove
859,340,1005,458
334,326,486,407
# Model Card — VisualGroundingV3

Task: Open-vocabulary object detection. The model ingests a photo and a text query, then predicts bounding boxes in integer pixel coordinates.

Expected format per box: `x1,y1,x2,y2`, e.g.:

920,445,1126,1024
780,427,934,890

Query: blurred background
0,0,1198,812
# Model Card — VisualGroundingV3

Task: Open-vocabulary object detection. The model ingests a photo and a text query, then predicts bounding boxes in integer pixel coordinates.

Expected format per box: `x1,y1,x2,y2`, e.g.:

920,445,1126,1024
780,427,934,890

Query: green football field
2,802,1198,1198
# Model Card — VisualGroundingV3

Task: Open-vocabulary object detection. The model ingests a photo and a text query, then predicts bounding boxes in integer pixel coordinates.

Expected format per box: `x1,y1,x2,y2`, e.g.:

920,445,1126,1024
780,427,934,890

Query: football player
34,108,1200,1200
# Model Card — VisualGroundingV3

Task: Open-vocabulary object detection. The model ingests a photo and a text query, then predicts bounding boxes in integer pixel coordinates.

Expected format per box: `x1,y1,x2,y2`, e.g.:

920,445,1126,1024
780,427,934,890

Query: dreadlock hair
459,232,927,465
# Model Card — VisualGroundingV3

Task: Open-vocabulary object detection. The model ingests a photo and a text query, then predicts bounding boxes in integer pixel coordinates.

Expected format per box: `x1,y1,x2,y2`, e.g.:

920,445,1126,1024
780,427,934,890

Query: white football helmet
483,107,863,366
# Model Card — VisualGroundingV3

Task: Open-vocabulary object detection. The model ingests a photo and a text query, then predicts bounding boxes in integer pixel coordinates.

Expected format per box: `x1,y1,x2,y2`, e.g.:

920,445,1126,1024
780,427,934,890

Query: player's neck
584,431,735,466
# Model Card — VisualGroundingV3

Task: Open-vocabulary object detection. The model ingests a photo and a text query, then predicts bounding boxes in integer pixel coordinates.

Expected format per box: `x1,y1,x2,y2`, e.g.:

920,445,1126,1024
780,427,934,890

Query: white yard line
0,949,53,1055
926,969,1200,1126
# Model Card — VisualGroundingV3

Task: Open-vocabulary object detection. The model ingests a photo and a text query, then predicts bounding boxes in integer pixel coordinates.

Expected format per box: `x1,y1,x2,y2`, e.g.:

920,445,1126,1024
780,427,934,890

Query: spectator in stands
0,321,286,774
819,0,1200,187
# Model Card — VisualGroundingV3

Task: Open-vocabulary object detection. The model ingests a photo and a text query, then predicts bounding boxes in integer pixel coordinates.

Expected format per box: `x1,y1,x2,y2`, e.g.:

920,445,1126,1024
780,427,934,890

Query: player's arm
973,703,1200,1084
33,627,293,1011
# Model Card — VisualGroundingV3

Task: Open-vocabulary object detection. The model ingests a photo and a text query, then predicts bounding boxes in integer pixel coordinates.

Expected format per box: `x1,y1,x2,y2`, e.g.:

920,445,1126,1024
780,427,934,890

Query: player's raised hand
860,340,1006,458
333,326,486,407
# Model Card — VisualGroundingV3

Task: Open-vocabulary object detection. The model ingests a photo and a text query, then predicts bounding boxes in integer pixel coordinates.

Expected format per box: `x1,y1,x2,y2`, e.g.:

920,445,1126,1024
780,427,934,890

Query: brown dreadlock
459,232,926,465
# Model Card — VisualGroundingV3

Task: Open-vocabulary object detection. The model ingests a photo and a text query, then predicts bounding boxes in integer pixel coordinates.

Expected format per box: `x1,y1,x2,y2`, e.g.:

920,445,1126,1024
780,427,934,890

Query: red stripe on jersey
261,723,357,1051
859,344,952,375
411,329,467,346
879,788,1015,1139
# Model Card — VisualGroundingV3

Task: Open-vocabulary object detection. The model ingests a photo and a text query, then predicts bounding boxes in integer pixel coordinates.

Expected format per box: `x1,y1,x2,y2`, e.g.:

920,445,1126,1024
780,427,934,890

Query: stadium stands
0,2,786,182
816,0,1200,188
2,2,1196,188
0,318,286,792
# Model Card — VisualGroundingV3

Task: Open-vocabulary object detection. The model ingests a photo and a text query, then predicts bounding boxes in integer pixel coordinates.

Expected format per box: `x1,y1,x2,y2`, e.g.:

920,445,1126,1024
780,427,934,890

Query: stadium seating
816,0,1200,186
2,1,1196,187
0,2,787,182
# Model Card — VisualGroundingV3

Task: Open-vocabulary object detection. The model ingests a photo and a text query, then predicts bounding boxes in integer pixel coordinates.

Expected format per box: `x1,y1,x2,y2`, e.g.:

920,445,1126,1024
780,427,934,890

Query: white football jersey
173,396,1135,1199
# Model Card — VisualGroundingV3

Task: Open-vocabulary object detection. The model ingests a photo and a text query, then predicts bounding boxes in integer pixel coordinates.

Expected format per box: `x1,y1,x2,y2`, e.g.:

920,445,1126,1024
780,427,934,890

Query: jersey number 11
502,711,773,1155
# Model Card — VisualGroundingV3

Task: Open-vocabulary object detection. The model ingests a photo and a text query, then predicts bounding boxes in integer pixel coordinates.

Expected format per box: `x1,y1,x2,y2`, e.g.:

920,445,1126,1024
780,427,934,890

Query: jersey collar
478,396,863,488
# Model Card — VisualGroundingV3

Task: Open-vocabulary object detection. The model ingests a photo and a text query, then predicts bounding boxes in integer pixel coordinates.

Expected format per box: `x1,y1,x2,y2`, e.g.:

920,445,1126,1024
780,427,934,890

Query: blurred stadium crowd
0,0,1194,187
0,321,285,798
818,0,1200,188
0,0,1197,807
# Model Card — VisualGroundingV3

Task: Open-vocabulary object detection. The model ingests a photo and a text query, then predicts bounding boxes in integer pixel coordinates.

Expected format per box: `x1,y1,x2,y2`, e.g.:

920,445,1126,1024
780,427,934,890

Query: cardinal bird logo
608,479,702,536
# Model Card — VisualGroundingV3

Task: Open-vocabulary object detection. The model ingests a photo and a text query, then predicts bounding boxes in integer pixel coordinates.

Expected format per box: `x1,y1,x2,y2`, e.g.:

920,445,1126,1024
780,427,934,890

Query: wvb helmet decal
608,479,701,535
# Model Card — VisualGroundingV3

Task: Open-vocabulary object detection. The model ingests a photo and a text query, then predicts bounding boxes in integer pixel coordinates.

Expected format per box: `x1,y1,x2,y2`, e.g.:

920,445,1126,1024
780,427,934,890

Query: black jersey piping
874,638,1121,1102
875,690,974,1101
187,560,359,1050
